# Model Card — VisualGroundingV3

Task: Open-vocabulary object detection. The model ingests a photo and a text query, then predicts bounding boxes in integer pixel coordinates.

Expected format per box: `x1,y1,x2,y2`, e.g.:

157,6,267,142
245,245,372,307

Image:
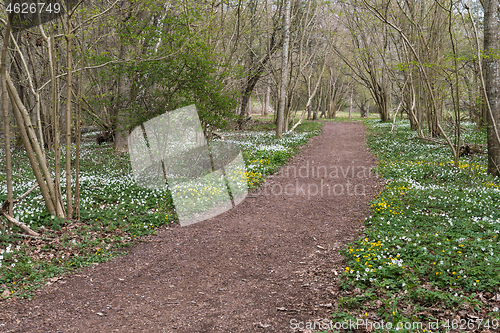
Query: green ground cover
326,120,500,333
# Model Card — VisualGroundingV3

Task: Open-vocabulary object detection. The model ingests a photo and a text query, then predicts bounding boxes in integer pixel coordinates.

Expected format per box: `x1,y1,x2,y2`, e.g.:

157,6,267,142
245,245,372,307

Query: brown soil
0,122,384,333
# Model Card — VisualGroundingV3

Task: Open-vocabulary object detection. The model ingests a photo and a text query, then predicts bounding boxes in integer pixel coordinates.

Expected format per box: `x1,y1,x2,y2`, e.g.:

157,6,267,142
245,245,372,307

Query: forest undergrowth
327,120,500,333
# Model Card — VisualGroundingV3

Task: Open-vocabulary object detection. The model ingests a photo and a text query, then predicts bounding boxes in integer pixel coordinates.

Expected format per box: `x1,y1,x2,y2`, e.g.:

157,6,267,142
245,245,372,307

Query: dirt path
0,122,383,333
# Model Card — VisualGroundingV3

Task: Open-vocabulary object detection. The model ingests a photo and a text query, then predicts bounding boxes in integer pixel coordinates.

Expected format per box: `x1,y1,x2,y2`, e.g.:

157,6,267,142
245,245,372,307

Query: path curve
0,122,383,333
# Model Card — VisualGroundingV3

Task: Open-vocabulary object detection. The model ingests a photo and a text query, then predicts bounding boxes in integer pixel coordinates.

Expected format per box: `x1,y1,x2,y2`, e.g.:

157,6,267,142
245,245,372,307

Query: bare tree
335,0,390,121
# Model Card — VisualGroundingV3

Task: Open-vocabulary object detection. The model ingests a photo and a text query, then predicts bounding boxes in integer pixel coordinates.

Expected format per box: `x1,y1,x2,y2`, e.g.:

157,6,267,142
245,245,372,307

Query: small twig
13,183,39,204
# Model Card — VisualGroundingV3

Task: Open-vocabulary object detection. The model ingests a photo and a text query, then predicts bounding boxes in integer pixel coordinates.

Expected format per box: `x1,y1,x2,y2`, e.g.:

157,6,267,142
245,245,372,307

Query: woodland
1,0,499,229
1,0,500,327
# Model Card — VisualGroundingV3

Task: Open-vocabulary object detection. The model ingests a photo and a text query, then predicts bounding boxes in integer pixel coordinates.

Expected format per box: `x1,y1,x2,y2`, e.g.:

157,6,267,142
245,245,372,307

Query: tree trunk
375,81,390,122
247,94,252,116
260,86,265,116
1,14,13,229
75,9,85,221
49,24,64,216
276,0,291,139
113,43,128,151
8,94,56,217
484,0,500,176
65,13,73,218
263,78,270,116
312,84,322,121
349,86,353,120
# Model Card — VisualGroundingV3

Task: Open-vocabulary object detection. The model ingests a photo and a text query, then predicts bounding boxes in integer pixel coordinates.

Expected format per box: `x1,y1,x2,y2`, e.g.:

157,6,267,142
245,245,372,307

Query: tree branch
0,209,40,237
13,183,39,204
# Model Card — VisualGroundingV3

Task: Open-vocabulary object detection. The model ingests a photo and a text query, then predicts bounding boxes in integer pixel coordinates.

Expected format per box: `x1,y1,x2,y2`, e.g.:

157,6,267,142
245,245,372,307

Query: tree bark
276,0,291,139
484,0,500,176
75,8,85,221
48,23,64,216
65,13,73,218
1,13,13,229
247,94,252,116
349,86,353,120
0,211,39,236
264,78,270,116
261,80,269,117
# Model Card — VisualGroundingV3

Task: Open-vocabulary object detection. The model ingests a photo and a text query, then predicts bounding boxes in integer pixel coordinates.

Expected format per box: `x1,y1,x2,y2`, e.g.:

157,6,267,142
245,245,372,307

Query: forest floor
0,122,384,332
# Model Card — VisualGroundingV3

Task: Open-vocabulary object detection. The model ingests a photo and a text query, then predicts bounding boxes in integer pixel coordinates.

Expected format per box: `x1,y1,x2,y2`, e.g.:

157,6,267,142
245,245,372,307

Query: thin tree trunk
448,0,461,167
264,78,270,116
349,86,353,120
114,43,129,151
1,14,13,229
314,83,323,121
75,83,82,220
247,94,252,116
484,0,500,176
65,14,73,218
25,43,45,154
391,81,407,133
261,85,265,116
75,7,85,221
49,24,64,216
276,0,291,139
